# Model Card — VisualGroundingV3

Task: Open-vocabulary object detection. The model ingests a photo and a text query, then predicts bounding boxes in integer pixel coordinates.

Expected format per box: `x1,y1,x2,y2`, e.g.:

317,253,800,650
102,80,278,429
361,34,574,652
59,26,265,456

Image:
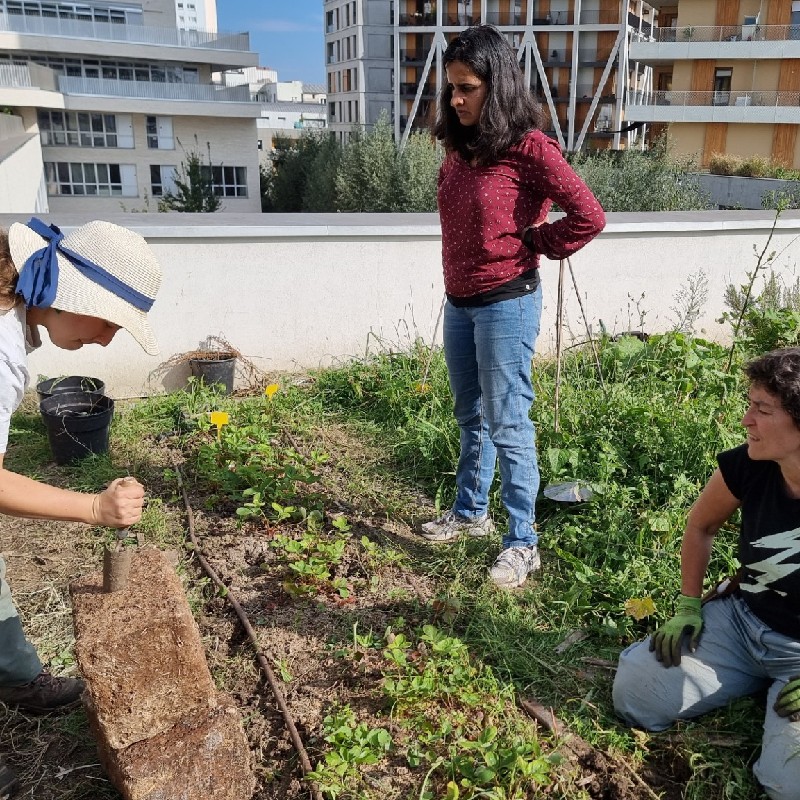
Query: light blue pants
613,594,800,800
0,555,42,686
442,288,542,550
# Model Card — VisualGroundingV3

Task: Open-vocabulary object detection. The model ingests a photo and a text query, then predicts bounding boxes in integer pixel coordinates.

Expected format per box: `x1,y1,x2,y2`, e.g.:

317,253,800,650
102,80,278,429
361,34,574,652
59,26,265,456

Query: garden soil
0,429,687,800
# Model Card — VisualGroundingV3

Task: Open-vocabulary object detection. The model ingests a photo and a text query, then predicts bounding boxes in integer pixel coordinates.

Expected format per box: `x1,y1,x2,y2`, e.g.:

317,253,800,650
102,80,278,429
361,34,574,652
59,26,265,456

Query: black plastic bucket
39,392,114,465
37,375,105,402
189,355,236,395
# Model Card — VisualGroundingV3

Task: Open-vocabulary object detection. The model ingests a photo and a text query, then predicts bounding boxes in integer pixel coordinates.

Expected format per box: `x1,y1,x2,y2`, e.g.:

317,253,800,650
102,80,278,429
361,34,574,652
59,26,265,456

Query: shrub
708,152,739,176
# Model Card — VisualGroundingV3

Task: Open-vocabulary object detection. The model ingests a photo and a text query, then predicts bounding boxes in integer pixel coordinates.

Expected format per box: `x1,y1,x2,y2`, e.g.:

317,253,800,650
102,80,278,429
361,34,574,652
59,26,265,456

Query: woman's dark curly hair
745,347,800,428
433,25,545,166
0,231,19,309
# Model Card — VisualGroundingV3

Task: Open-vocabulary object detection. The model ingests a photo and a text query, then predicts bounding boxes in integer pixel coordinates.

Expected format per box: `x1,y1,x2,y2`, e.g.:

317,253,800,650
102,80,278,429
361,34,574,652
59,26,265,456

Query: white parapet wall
0,210,798,397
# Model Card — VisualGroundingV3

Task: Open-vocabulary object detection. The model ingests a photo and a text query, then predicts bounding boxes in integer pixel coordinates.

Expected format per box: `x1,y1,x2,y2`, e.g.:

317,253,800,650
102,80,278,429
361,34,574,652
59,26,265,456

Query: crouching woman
613,347,800,800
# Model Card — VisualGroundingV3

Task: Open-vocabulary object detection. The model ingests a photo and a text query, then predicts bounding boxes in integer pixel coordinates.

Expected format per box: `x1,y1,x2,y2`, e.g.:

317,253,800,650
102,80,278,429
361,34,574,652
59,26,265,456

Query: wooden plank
691,60,716,93
772,125,798,168
715,0,740,28
703,123,728,168
779,60,800,93
599,0,618,25
766,0,790,27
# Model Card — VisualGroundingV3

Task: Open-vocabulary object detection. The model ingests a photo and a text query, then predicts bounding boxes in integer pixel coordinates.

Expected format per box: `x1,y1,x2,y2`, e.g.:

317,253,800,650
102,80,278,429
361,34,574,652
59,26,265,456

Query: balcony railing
444,13,479,26
399,82,435,96
630,89,800,108
58,76,252,102
0,12,250,50
654,23,800,43
399,13,436,25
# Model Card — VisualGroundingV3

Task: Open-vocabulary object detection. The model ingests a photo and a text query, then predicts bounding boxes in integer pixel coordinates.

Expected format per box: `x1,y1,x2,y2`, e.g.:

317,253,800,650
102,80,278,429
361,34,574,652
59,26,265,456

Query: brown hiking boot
0,671,84,714
0,758,18,799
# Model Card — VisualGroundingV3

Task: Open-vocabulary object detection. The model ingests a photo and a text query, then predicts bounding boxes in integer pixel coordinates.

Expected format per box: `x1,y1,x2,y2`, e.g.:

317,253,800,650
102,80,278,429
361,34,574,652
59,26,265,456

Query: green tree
302,134,342,212
395,130,441,212
159,137,222,213
335,112,397,212
571,135,712,212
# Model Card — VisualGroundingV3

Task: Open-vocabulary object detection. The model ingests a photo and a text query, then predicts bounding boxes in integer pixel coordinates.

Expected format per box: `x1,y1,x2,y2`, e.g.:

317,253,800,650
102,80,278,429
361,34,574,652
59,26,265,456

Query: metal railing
654,23,800,43
630,89,800,108
0,12,250,50
58,76,252,102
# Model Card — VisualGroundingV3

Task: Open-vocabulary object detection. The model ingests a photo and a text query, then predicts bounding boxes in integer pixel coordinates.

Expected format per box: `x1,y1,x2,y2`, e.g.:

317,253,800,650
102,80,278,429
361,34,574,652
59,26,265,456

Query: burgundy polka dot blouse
437,129,606,298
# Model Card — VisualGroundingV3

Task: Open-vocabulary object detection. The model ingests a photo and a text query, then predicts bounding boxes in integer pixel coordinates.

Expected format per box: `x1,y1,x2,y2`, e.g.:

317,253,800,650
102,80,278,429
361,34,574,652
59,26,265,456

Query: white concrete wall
0,210,797,398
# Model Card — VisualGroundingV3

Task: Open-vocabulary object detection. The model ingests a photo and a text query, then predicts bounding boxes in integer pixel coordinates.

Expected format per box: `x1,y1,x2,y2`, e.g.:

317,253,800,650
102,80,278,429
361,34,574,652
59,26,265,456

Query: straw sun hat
8,219,162,355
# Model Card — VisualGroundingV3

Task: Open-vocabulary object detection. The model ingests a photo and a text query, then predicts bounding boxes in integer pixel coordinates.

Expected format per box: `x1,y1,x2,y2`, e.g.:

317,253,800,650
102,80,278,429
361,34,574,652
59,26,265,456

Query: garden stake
172,461,324,800
566,257,604,390
419,293,446,391
554,258,566,433
102,477,137,593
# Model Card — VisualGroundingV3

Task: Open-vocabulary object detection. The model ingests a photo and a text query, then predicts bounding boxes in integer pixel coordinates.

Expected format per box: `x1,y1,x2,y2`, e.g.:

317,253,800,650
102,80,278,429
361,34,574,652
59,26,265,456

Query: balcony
58,76,251,103
399,12,436,26
630,24,800,62
399,82,435,97
626,89,800,124
483,11,525,26
443,14,479,26
0,12,251,50
400,50,428,64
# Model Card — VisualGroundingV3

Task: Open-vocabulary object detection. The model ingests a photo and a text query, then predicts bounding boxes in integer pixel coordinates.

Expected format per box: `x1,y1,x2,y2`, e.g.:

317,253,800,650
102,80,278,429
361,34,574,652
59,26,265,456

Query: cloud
251,18,321,33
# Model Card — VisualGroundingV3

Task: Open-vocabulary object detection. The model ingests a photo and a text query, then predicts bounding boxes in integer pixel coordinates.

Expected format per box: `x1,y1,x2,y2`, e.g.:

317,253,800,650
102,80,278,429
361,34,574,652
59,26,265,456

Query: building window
38,111,133,148
149,165,176,196
4,1,141,24
146,116,174,149
44,161,137,196
201,165,248,197
713,68,732,105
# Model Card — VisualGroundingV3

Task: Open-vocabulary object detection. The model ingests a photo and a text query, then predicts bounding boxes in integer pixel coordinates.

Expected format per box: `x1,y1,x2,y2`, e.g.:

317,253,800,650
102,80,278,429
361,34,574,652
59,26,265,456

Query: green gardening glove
774,676,800,722
649,594,703,668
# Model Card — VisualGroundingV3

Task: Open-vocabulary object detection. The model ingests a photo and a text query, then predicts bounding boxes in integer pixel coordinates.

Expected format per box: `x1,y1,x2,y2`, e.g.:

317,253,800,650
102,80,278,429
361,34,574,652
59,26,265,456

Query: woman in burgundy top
419,25,605,589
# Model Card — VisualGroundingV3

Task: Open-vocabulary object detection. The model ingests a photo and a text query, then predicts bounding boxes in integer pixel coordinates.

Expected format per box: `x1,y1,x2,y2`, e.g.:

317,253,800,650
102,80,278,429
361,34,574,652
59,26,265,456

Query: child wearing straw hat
0,218,162,797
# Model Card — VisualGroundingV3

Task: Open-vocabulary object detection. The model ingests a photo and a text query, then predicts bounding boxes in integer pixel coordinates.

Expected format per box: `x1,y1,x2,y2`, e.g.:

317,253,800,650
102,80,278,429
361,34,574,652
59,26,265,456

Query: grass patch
3,334,771,799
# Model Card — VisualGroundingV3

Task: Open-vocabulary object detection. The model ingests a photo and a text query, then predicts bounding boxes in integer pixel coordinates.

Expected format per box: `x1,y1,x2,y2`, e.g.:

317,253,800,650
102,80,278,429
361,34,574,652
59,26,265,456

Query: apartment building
627,0,800,168
174,0,216,33
0,0,261,214
326,0,659,151
325,0,393,142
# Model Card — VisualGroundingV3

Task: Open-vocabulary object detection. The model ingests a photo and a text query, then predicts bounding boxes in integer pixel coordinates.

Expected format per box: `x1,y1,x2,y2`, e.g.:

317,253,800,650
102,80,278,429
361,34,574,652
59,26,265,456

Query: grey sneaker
420,510,495,542
489,545,541,589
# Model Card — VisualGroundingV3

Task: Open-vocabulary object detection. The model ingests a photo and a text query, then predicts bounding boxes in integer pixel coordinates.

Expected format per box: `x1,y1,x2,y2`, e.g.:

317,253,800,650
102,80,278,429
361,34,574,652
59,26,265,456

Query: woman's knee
754,703,800,800
612,641,679,732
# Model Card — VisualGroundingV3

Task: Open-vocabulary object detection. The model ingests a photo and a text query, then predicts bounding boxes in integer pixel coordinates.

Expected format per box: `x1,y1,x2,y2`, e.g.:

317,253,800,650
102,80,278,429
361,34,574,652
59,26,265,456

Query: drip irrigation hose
172,462,324,800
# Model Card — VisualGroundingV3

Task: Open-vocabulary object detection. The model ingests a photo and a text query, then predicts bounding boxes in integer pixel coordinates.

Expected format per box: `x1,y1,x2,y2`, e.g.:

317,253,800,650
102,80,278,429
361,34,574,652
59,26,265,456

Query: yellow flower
413,382,430,395
265,383,280,399
209,411,229,429
624,596,656,621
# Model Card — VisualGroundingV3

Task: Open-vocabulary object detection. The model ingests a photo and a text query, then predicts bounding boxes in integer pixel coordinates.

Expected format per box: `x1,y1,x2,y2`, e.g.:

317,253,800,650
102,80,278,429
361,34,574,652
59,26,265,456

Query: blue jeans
613,594,800,800
442,287,542,549
0,555,42,686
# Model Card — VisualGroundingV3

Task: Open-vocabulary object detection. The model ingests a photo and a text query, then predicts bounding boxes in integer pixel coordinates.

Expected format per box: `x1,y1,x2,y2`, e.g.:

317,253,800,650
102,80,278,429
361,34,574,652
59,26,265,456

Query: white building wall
30,113,260,214
0,210,796,397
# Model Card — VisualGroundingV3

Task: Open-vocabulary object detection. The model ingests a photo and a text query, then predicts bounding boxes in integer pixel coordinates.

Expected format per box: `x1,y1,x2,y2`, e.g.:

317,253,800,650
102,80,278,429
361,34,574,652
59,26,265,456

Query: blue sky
217,1,326,85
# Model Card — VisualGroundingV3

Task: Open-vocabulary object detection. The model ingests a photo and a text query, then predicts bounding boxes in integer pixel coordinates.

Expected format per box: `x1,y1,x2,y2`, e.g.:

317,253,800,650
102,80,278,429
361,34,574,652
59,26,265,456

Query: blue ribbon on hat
15,217,154,312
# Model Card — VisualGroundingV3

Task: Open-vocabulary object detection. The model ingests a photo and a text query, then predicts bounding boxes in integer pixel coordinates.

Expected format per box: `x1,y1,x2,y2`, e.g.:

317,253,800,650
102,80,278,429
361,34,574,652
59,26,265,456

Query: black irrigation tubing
172,461,324,800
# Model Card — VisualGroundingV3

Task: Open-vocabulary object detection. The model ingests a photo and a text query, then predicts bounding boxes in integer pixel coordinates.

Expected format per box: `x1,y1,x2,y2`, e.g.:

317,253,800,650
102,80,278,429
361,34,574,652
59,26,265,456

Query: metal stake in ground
102,477,137,593
554,258,566,433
